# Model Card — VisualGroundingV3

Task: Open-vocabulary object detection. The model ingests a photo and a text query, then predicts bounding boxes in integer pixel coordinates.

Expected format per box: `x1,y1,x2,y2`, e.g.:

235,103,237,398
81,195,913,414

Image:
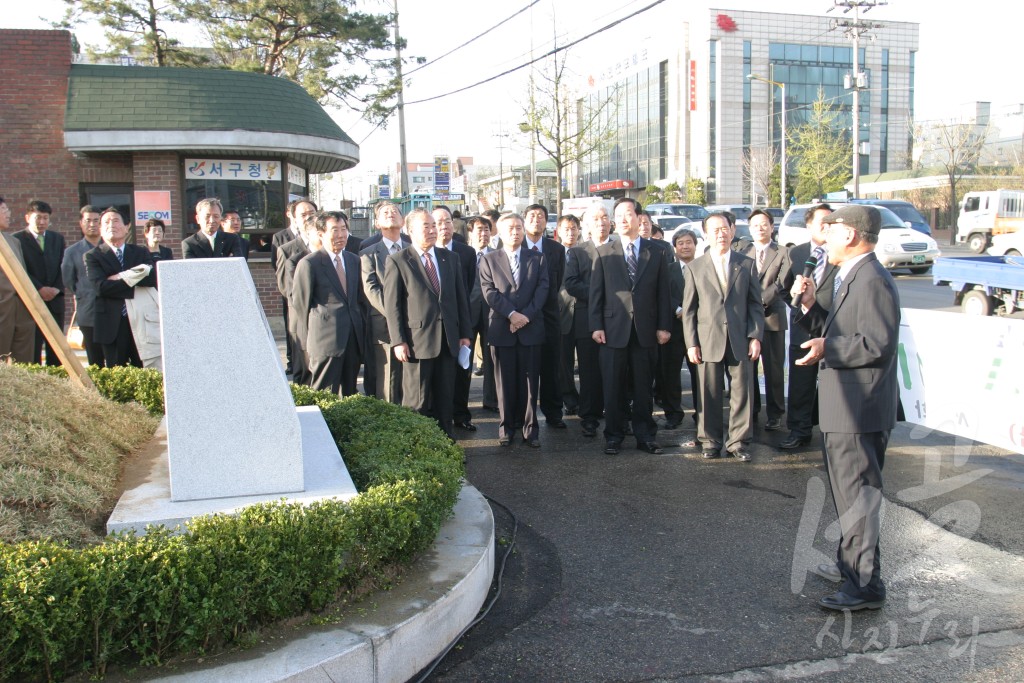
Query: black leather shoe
729,448,752,462
581,423,597,438
818,591,885,611
527,438,541,448
779,434,812,450
482,405,499,413
498,437,511,447
702,448,720,459
604,441,621,455
638,441,664,455
765,417,783,431
565,405,579,416
546,419,567,429
454,420,477,431
817,563,842,582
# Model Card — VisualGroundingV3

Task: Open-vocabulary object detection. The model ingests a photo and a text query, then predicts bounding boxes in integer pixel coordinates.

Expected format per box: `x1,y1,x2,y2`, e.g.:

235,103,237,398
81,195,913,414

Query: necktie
813,246,826,286
757,248,765,273
511,252,520,285
335,255,347,296
37,234,45,252
423,253,440,295
389,242,399,255
477,250,483,267
115,248,127,316
833,273,843,300
626,242,638,286
532,245,539,252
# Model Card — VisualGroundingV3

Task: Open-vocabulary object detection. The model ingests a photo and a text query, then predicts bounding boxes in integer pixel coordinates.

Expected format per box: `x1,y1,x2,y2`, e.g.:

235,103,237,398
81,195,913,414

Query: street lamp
748,73,787,209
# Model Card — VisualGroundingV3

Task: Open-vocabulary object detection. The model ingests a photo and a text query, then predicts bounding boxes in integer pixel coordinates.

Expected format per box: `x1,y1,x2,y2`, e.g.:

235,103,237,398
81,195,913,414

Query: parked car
705,204,753,221
779,203,940,274
850,199,932,235
764,207,785,227
646,203,709,222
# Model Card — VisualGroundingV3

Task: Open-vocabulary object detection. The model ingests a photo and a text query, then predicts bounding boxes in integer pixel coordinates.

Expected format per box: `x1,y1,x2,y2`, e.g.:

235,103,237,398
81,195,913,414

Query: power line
403,0,667,106
405,0,541,76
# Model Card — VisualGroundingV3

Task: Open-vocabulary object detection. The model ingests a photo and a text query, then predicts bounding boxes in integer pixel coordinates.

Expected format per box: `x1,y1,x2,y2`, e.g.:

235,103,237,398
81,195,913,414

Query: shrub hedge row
0,368,464,681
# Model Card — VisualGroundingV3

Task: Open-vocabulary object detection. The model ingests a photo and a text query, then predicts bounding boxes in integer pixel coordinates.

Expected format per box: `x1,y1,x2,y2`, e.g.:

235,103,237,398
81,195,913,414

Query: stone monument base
107,406,357,536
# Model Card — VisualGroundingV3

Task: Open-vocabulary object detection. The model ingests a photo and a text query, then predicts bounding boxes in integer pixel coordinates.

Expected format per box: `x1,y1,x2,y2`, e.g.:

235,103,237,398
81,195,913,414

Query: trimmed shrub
0,374,464,681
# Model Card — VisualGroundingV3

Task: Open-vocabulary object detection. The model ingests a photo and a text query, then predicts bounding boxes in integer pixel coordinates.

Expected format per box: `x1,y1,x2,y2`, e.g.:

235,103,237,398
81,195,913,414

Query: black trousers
33,296,65,366
491,342,541,441
822,430,888,600
308,331,362,396
101,315,142,368
754,328,786,420
402,350,456,439
599,329,657,443
538,321,563,421
559,331,580,412
574,335,603,428
656,336,686,424
80,325,105,367
787,342,820,437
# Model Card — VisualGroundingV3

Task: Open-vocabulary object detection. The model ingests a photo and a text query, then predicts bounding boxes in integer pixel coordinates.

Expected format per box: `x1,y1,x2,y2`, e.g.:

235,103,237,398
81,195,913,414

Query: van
850,199,931,236
957,189,1024,253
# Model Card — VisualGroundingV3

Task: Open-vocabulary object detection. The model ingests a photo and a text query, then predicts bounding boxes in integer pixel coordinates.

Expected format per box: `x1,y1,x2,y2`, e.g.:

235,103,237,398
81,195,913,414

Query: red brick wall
250,261,283,317
0,30,78,242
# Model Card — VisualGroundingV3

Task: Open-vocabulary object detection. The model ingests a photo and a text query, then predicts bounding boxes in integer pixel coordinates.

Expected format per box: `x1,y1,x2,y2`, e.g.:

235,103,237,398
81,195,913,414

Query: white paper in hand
458,344,472,370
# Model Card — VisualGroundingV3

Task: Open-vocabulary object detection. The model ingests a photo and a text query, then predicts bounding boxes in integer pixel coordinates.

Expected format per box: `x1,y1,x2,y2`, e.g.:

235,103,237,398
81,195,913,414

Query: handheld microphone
791,256,818,308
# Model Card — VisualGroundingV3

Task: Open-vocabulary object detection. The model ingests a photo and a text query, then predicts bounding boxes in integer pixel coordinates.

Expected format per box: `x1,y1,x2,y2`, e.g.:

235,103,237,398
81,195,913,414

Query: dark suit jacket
359,239,402,344
62,238,101,326
667,259,686,344
681,251,764,361
345,234,363,255
384,246,472,360
85,242,157,345
181,231,244,259
526,237,565,335
14,229,65,295
781,241,837,346
796,253,900,433
442,240,477,295
238,236,250,260
271,226,301,270
149,246,174,265
291,249,365,360
588,237,673,349
740,242,788,332
563,242,599,339
469,247,493,330
276,237,310,300
479,247,549,347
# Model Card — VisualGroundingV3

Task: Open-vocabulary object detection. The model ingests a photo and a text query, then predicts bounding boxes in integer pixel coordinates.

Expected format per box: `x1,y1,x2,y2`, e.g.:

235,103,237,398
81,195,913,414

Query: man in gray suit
384,209,472,440
682,212,764,461
360,201,408,404
277,216,314,385
590,198,673,455
479,213,549,447
61,205,105,366
791,205,900,612
0,196,35,364
291,211,364,396
740,209,788,431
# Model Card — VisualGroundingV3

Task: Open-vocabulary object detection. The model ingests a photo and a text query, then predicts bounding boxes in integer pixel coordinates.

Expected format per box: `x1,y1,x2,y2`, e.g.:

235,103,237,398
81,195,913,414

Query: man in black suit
657,229,700,429
14,199,66,365
555,215,582,416
360,201,410,403
589,198,673,455
466,216,498,411
181,198,244,259
682,213,764,461
272,199,318,373
740,209,788,431
384,209,472,439
564,206,610,438
86,208,156,367
291,211,365,395
791,205,900,612
221,209,249,259
523,203,567,429
434,205,478,431
779,204,835,449
479,213,549,447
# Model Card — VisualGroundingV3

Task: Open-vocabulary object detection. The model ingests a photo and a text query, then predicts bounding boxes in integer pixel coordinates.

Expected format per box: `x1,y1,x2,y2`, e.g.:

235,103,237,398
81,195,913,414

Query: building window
743,40,752,203
709,40,717,201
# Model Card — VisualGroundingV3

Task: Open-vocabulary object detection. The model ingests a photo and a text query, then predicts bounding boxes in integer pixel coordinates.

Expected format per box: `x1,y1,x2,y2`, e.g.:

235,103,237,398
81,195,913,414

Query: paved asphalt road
419,247,1024,683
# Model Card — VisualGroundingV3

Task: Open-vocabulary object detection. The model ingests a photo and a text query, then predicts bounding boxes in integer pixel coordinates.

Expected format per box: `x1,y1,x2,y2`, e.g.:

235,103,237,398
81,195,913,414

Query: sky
7,0,1023,204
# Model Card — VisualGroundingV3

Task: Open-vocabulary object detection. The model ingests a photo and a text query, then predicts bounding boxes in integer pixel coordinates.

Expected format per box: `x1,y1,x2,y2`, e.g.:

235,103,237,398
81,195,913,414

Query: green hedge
0,372,464,681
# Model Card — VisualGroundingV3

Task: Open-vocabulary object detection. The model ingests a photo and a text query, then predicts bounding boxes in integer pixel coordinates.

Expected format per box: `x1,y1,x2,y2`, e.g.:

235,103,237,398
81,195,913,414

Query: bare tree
518,44,617,217
742,146,777,207
913,115,990,244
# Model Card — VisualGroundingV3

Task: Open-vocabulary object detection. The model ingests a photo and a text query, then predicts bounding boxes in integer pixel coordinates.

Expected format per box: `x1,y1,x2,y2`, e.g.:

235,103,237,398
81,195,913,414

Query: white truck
956,189,1024,253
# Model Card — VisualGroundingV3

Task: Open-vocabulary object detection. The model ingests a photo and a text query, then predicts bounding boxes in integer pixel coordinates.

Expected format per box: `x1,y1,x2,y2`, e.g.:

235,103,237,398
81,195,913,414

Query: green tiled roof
65,64,353,144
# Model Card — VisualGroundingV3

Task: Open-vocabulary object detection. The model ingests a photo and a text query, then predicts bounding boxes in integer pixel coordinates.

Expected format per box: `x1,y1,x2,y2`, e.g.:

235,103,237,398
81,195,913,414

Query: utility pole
393,0,409,201
493,128,511,211
830,0,886,199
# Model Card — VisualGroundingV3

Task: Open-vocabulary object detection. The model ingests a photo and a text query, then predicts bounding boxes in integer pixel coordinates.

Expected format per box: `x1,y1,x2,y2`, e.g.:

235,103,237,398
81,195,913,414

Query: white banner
898,309,1024,454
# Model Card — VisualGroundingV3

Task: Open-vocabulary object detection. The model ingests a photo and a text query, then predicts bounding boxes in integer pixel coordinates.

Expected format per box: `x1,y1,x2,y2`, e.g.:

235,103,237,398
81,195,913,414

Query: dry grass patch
0,363,158,547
